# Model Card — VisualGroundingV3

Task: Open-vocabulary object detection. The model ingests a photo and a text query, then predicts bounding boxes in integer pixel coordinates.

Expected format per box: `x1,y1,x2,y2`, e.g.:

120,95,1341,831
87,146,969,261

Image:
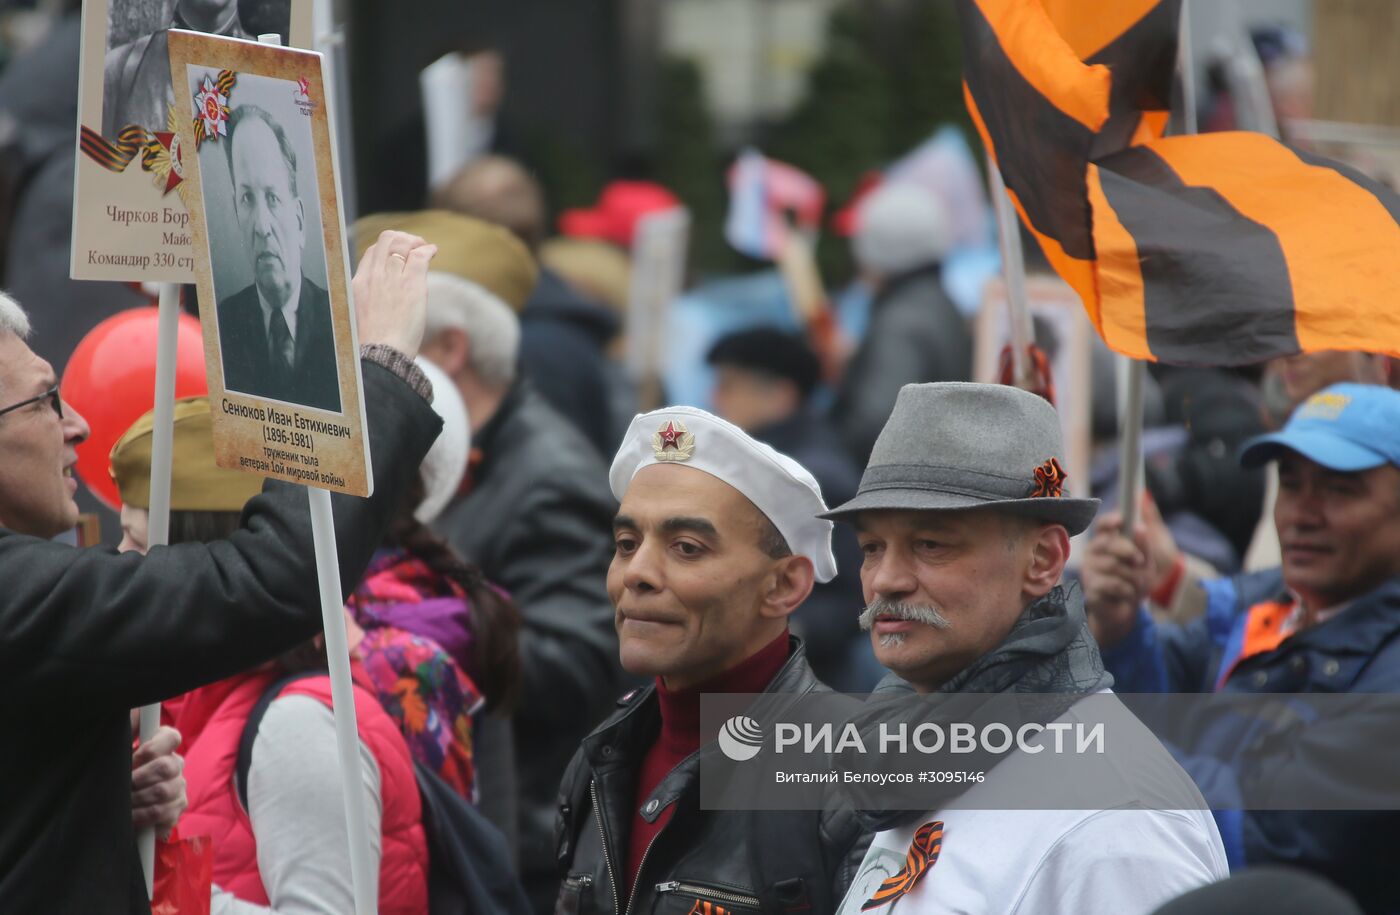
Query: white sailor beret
609,406,838,583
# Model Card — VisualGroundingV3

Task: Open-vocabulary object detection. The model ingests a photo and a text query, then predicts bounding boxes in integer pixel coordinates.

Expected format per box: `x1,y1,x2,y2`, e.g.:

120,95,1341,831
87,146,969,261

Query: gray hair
857,596,952,648
0,291,30,400
0,291,30,339
424,271,519,388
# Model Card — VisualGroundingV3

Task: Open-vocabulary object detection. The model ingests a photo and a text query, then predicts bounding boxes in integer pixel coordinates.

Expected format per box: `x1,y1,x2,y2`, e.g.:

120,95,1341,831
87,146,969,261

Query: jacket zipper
655,880,762,909
591,781,622,914
623,826,666,915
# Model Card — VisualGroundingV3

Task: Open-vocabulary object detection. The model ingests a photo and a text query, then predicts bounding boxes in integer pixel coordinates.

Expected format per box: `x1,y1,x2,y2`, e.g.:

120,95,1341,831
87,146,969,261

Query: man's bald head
431,155,547,251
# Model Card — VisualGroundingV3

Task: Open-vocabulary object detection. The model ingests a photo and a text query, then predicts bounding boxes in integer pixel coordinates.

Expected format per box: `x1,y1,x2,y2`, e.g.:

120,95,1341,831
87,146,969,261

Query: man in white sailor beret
553,406,863,915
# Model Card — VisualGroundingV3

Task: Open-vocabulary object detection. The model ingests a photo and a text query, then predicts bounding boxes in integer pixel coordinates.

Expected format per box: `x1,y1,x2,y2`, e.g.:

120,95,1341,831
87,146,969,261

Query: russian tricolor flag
724,149,826,261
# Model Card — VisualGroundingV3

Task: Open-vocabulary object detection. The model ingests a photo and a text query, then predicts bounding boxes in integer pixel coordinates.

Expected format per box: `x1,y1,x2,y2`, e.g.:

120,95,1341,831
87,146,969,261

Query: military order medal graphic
192,73,235,146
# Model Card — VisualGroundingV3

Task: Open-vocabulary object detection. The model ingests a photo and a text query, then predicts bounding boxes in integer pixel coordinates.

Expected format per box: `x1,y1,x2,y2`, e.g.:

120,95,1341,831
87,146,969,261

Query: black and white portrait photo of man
196,72,340,412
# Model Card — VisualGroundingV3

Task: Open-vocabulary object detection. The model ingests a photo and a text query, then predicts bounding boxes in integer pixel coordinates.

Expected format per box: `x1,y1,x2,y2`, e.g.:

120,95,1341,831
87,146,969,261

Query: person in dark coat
1084,383,1400,913
216,105,340,412
432,155,624,457
707,327,875,690
0,232,441,913
433,373,622,903
410,249,623,909
516,268,620,457
831,182,972,465
555,406,862,914
1147,365,1267,561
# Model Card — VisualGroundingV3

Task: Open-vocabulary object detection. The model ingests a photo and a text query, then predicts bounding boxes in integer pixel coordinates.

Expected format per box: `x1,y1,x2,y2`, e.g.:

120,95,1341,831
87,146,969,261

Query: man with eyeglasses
0,381,60,415
0,229,444,913
0,374,79,537
0,364,192,867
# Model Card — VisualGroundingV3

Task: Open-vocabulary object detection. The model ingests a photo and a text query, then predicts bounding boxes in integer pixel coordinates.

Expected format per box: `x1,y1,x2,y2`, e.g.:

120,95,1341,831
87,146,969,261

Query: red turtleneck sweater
623,631,792,897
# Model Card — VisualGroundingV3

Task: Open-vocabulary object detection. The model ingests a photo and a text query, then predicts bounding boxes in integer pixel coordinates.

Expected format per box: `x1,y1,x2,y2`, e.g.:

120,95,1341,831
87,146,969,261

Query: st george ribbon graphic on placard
72,0,311,282
168,30,371,497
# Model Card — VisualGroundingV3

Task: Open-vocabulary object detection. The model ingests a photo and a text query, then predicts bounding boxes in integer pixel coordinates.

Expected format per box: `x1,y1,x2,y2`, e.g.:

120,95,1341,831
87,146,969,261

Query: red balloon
60,307,208,510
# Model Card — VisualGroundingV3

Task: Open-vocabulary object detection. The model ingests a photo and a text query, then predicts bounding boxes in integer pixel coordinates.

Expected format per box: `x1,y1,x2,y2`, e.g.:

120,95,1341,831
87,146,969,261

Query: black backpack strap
416,761,532,915
235,671,322,812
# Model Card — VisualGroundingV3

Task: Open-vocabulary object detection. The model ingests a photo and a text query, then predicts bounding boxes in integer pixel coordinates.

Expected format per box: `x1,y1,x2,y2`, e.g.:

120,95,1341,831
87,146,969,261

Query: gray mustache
858,597,952,631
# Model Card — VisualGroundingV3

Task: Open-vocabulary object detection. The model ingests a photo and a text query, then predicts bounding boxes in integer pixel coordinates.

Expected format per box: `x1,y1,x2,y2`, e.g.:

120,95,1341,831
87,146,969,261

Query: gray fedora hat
821,382,1099,534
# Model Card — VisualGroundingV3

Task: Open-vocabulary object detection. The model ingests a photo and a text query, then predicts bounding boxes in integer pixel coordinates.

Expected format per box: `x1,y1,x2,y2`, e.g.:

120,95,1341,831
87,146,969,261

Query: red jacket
172,669,429,913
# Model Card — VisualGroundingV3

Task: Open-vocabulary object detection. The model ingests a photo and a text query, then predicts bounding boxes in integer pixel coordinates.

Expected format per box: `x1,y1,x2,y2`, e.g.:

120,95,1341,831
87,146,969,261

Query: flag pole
135,280,181,893
988,157,1035,389
259,26,376,915
1180,0,1198,136
308,485,376,915
775,221,844,385
1115,356,1146,532
775,228,826,328
1118,0,1196,534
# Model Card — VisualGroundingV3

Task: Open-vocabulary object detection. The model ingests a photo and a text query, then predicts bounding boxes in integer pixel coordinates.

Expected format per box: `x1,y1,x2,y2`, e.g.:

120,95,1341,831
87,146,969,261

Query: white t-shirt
210,695,383,915
837,692,1229,915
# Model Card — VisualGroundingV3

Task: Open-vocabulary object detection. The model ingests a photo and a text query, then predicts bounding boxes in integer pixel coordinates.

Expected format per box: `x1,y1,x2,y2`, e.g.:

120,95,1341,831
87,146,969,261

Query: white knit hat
852,180,952,275
609,406,838,582
414,357,471,524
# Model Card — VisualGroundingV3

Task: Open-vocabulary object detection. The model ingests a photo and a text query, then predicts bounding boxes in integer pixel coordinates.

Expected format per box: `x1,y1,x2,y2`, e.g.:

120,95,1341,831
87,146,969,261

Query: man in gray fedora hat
824,382,1228,914
823,382,1100,693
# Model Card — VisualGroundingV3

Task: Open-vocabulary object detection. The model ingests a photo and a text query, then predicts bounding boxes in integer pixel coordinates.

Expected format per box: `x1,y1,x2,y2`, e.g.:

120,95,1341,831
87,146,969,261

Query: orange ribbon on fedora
1031,457,1067,499
861,820,944,911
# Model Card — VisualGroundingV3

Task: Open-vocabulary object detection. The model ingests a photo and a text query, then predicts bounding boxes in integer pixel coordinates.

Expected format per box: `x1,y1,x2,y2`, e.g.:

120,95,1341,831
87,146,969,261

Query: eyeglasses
0,384,62,420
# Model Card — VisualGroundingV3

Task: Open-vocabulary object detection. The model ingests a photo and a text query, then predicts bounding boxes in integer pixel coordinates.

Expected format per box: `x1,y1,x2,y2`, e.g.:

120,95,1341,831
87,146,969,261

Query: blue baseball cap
1240,383,1400,471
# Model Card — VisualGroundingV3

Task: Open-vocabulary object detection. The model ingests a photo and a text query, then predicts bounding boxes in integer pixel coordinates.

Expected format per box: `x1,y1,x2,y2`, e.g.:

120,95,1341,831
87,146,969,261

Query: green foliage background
544,1,977,283
765,0,975,281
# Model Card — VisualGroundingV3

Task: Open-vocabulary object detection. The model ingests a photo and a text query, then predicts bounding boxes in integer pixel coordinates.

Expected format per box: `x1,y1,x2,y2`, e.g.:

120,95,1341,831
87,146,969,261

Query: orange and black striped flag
960,0,1400,364
1040,0,1179,153
861,820,944,910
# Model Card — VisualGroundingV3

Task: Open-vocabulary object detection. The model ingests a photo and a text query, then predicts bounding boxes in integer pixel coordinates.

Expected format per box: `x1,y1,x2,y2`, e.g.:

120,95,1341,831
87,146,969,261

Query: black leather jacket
554,637,864,915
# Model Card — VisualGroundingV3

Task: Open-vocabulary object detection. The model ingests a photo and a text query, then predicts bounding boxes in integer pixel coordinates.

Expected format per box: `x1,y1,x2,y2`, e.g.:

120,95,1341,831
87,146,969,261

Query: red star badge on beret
652,419,695,461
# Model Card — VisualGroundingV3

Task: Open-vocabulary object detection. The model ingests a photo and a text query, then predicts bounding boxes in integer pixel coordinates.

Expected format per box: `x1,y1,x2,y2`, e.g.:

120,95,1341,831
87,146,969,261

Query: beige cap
109,397,264,511
352,209,539,311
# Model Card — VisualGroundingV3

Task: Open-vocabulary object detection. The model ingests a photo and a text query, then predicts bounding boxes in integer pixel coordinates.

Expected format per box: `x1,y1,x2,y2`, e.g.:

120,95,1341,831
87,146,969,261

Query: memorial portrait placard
168,30,370,496
72,0,311,282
